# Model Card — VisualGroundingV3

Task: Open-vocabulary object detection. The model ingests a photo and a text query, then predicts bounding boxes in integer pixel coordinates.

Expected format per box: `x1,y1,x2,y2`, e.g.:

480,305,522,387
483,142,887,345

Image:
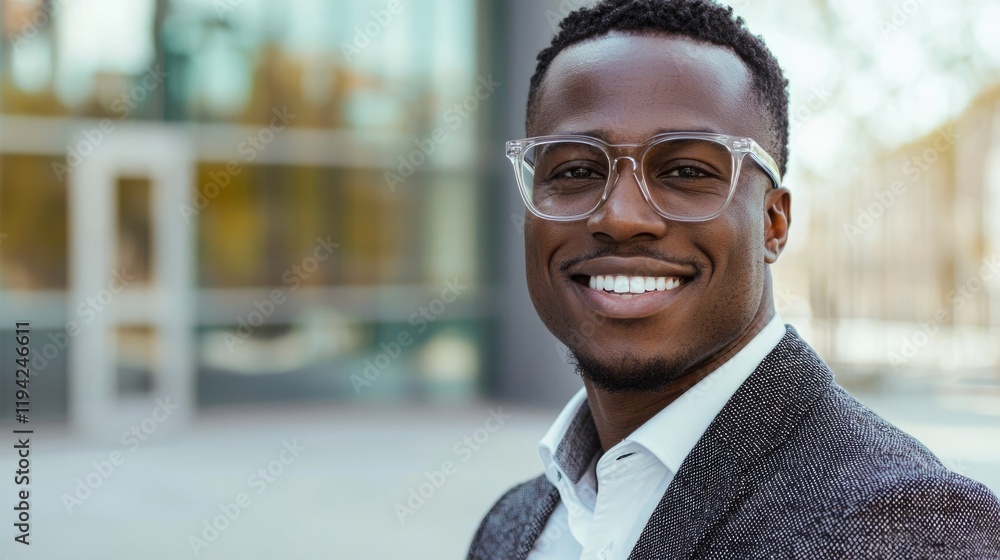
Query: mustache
559,245,701,274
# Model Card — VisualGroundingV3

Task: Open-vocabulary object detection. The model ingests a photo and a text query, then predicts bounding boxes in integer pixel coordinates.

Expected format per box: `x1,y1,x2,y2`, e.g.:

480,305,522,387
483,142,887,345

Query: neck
584,292,776,453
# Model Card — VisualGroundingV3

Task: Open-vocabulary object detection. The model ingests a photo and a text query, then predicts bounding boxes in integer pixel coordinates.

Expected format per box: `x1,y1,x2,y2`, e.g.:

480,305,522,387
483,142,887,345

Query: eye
546,160,606,182
664,166,710,179
559,167,602,180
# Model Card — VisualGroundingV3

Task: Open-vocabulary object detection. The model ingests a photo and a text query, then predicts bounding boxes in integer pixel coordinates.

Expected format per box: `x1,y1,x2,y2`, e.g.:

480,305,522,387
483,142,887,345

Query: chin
568,347,692,394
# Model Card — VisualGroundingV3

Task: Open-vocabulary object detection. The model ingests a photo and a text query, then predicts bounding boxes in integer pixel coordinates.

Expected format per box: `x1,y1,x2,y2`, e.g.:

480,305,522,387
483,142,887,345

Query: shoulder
832,469,1000,558
795,384,974,486
466,475,556,560
745,383,1000,555
790,383,997,506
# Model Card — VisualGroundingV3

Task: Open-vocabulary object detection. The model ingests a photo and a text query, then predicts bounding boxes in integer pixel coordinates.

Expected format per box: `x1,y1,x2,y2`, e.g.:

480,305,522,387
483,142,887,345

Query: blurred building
0,0,505,432
1,0,998,436
801,85,1000,382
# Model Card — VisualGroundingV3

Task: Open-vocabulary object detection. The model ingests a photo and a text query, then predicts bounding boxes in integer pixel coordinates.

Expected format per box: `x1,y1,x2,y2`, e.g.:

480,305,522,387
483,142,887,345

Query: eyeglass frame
505,132,783,222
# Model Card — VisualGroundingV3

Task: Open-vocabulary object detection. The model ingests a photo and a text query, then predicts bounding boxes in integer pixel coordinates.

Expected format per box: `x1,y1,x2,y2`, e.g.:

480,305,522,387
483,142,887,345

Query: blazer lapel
514,404,601,559
513,480,560,560
627,326,834,559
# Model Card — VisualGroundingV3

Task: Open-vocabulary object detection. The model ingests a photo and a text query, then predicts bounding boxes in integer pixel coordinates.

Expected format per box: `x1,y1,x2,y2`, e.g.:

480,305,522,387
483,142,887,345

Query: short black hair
527,0,790,177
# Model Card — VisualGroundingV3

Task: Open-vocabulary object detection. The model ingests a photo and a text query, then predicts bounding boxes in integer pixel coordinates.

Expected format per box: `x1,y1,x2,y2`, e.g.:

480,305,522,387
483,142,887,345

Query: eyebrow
555,127,722,142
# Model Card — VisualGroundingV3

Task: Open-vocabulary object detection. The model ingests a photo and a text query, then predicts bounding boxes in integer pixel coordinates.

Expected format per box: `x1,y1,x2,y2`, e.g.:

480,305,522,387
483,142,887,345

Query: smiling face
525,33,790,392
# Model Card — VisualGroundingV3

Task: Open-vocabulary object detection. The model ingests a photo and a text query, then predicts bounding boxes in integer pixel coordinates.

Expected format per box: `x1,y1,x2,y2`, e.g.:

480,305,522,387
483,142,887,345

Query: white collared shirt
527,315,786,560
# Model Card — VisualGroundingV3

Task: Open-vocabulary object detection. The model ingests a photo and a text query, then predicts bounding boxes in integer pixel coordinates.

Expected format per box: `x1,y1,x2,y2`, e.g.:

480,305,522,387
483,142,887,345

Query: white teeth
586,275,685,294
614,276,629,293
629,277,645,294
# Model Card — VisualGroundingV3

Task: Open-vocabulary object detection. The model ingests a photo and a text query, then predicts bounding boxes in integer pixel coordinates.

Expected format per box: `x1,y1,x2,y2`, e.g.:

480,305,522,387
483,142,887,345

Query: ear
763,187,791,264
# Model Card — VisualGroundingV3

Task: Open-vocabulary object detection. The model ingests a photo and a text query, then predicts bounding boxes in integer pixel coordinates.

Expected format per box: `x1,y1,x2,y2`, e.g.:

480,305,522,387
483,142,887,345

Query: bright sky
737,0,1000,177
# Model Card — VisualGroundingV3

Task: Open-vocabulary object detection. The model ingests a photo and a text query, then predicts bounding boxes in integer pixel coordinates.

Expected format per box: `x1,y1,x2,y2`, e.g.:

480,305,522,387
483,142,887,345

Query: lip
566,256,697,279
569,273,691,319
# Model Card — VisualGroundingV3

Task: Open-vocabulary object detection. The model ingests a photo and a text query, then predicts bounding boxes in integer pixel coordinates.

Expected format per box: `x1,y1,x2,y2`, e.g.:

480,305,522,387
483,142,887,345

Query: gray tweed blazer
466,327,1000,559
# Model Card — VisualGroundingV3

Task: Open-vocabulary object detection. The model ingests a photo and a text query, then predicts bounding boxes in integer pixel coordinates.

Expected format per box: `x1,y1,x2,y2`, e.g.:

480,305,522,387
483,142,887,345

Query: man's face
525,33,788,391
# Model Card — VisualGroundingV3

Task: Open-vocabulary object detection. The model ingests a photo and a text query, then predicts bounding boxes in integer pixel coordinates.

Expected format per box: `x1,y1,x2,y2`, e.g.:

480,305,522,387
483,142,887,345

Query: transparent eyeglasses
505,132,782,222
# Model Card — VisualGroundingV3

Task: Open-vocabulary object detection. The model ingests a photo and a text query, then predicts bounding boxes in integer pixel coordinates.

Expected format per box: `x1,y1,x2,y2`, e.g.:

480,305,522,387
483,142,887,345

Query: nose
585,156,669,242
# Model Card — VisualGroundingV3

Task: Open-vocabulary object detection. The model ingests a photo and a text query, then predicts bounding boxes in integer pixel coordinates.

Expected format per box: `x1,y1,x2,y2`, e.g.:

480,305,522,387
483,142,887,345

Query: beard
567,347,698,393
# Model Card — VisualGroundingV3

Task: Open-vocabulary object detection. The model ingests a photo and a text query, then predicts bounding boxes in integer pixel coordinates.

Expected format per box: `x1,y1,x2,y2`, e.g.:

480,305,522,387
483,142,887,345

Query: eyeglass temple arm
746,142,782,189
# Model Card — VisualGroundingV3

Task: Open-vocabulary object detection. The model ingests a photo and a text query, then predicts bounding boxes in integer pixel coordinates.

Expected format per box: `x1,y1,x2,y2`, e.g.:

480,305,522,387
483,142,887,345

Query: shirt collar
628,313,786,472
538,314,786,483
538,388,599,486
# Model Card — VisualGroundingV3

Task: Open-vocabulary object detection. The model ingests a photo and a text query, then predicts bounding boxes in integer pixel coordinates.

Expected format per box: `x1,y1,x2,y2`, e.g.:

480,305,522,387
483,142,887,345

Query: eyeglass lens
520,138,735,219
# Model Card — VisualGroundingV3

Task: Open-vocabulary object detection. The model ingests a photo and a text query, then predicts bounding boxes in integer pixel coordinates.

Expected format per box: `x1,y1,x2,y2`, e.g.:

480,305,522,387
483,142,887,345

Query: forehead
531,33,763,143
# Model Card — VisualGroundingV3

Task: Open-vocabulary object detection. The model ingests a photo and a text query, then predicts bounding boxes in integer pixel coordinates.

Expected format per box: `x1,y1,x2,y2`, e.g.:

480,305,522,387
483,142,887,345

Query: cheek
701,196,767,295
718,196,769,304
725,189,767,259
524,218,561,304
524,219,544,277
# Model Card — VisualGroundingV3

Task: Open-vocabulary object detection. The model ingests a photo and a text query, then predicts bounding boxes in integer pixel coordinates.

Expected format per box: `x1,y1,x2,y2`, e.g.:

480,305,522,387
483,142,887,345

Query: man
466,0,1000,558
